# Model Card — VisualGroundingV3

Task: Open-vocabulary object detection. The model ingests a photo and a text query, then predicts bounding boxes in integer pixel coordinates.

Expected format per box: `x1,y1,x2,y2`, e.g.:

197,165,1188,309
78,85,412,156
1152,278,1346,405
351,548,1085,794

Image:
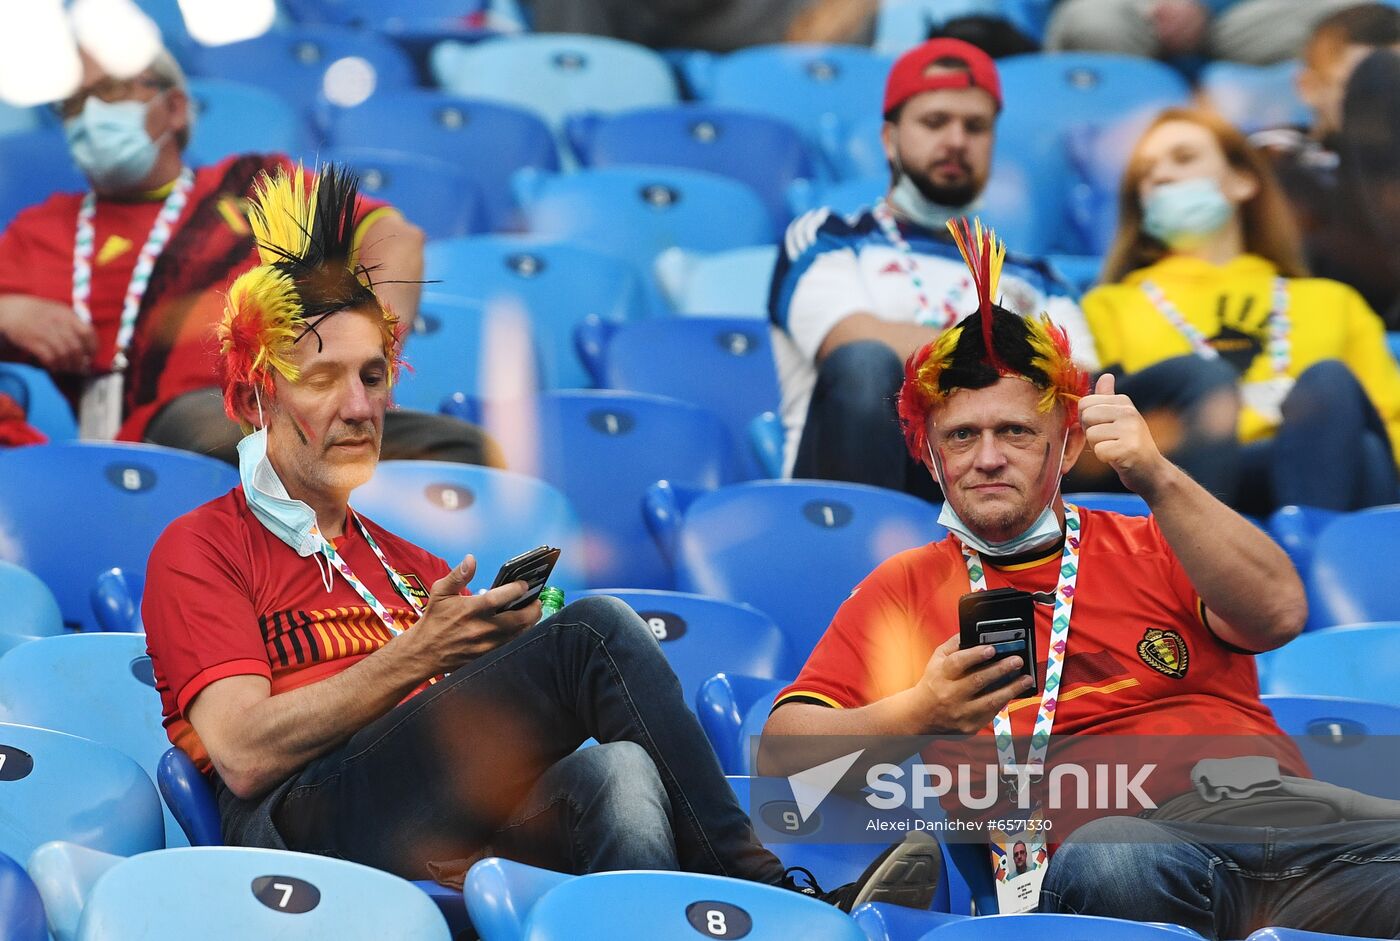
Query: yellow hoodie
1083,254,1400,465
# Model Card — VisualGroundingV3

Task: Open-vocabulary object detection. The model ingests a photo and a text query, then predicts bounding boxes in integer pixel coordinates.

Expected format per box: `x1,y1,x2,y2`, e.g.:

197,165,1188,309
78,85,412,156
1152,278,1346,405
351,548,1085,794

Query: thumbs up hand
1079,373,1171,497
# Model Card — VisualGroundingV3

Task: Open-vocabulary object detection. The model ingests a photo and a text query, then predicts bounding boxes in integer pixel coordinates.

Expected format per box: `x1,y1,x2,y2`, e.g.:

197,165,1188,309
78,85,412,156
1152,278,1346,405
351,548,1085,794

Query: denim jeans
1041,815,1400,938
216,596,786,885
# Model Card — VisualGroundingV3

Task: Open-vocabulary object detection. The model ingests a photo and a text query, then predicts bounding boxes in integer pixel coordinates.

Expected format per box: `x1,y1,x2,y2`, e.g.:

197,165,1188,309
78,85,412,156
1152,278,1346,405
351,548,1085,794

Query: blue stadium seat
685,45,895,162
0,561,63,656
430,34,680,137
392,297,523,412
1262,623,1400,707
926,914,1205,938
0,633,184,847
579,590,795,708
298,0,519,32
0,722,164,863
1200,61,1311,135
350,461,587,592
0,130,84,230
531,392,742,588
0,102,42,140
424,238,648,391
646,480,946,658
0,442,238,631
185,78,313,168
567,105,817,233
1046,253,1103,294
322,91,559,232
68,846,452,940
696,672,787,776
514,167,776,296
0,850,45,941
577,316,782,481
0,363,76,442
185,24,416,118
654,245,778,317
322,146,485,240
1065,493,1150,516
873,0,1048,54
1266,505,1344,578
853,902,968,941
90,567,144,632
1246,930,1389,941
1263,694,1400,799
465,856,867,941
1304,506,1400,630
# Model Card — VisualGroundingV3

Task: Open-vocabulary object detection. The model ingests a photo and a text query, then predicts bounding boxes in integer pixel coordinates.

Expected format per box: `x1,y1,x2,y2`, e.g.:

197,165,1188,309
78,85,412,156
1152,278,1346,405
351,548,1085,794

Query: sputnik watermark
865,761,1158,812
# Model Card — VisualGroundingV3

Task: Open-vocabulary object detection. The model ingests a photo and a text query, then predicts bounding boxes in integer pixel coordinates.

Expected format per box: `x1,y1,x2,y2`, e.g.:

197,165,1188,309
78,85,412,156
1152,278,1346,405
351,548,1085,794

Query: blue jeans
215,596,786,885
1041,816,1400,938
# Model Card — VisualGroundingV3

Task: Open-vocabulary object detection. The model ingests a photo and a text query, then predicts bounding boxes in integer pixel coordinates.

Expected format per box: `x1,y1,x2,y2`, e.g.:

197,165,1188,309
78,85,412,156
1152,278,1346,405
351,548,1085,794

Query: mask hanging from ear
928,431,1069,558
886,128,979,230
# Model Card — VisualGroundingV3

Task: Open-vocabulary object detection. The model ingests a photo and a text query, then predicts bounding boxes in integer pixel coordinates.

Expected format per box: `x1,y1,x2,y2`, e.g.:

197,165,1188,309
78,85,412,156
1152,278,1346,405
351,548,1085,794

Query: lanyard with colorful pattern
872,199,959,331
72,167,195,371
1140,276,1291,379
316,512,425,637
960,503,1082,782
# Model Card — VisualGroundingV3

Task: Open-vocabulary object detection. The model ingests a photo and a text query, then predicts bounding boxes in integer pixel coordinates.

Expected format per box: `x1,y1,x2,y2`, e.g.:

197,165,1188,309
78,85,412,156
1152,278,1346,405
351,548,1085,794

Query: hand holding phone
958,588,1038,695
490,546,561,613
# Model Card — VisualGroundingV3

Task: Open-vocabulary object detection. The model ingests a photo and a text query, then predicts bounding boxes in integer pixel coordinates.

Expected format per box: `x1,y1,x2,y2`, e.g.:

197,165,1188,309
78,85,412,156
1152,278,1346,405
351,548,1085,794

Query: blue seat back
535,392,740,588
0,633,183,846
0,561,63,656
655,245,777,317
696,673,787,776
90,567,146,632
1200,61,1310,135
1262,623,1400,708
1064,493,1150,516
75,847,451,940
0,363,77,442
430,34,679,136
853,903,968,941
927,913,1207,938
0,130,84,229
568,105,817,233
185,78,313,168
1263,694,1400,799
0,849,46,941
1306,507,1400,629
1266,505,1344,580
322,145,485,240
668,481,946,658
593,317,782,481
323,91,558,231
351,461,587,592
0,721,164,862
393,297,521,411
0,443,238,631
580,591,793,708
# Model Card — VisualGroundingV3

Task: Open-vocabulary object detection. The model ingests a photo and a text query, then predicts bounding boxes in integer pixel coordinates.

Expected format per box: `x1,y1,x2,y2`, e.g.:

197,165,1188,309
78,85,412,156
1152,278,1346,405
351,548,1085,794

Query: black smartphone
490,545,561,612
958,588,1038,695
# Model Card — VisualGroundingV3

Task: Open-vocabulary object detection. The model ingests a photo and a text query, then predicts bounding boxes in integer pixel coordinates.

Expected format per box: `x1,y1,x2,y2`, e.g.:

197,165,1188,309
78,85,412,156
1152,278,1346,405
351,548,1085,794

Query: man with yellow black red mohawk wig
764,219,1360,932
141,165,946,915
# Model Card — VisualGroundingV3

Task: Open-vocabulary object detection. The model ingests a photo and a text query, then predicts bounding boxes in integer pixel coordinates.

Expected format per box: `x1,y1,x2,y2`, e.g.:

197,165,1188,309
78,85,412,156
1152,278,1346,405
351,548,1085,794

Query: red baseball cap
883,38,1002,116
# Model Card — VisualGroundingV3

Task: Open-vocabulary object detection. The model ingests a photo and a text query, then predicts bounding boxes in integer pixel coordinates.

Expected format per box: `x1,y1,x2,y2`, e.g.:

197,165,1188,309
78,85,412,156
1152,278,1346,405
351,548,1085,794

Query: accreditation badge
990,807,1049,914
1240,375,1295,427
78,372,124,441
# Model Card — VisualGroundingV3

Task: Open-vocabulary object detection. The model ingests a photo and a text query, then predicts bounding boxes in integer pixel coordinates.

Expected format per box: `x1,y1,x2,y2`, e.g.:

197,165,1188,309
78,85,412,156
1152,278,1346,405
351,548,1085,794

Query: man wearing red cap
768,38,1098,500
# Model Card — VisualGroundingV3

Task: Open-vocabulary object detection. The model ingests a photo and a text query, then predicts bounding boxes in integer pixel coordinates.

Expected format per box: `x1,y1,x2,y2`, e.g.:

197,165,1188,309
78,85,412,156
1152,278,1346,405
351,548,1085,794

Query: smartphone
958,588,1038,695
490,545,561,612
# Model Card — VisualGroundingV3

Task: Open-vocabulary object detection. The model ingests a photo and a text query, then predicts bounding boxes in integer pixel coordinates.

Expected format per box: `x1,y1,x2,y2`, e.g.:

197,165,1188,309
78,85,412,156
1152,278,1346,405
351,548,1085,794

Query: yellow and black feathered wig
216,163,404,422
897,218,1089,461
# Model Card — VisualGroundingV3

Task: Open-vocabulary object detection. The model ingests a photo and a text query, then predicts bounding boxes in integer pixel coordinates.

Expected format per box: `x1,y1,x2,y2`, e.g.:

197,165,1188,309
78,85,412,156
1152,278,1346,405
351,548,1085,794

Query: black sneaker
783,831,942,913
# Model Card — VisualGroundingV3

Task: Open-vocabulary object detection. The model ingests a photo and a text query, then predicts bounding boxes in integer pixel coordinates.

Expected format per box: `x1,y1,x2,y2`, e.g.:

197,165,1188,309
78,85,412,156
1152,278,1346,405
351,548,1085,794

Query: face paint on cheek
282,407,315,447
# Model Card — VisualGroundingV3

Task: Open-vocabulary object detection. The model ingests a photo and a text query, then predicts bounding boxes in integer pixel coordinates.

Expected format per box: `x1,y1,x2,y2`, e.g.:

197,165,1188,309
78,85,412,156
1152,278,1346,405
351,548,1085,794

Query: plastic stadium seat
0,722,164,863
530,392,742,588
1246,930,1389,941
185,24,416,118
323,91,559,232
90,567,145,633
0,102,41,140
579,590,795,708
925,914,1205,938
873,0,1048,54
577,316,783,481
1263,694,1400,799
685,45,895,156
68,846,451,940
1262,623,1400,707
654,245,777,317
0,443,238,631
465,856,867,941
0,850,46,941
184,78,313,168
0,561,63,656
1266,505,1344,579
302,0,522,32
322,146,484,240
567,105,818,232
1064,493,1150,516
0,633,185,847
430,34,680,137
393,297,531,412
0,130,84,229
350,461,587,592
1201,62,1311,135
0,363,77,442
514,167,776,291
1305,506,1400,630
424,238,649,391
646,480,946,658
853,903,968,941
696,673,787,776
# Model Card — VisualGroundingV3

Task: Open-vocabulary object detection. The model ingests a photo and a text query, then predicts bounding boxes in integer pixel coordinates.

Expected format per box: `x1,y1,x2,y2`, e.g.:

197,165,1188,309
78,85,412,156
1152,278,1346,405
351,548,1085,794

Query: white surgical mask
63,96,164,191
928,433,1068,558
888,172,974,231
1141,177,1234,248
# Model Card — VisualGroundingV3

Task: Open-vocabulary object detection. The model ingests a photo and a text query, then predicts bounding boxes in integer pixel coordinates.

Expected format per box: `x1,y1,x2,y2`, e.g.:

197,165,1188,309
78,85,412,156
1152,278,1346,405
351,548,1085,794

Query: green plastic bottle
538,586,565,622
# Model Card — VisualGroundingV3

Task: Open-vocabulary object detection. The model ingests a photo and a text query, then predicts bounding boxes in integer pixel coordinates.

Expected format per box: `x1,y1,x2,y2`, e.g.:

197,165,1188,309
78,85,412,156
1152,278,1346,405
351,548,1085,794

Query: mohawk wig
896,218,1089,460
217,163,404,422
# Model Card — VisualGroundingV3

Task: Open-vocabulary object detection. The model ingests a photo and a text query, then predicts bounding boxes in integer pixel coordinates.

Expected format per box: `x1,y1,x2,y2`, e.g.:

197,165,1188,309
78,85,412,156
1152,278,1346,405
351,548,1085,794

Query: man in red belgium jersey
0,45,494,466
762,221,1400,936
